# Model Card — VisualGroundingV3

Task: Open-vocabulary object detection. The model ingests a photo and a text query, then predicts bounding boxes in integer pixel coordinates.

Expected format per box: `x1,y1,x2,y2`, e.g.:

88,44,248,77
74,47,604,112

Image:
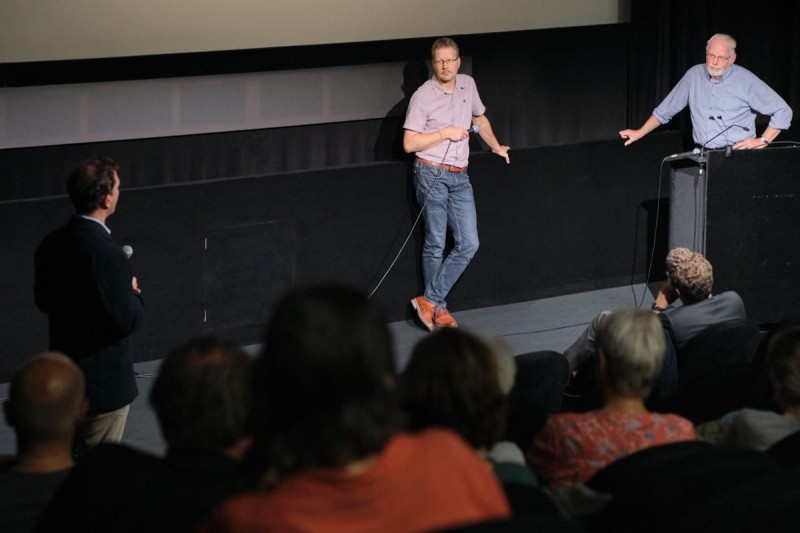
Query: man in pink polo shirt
403,37,510,331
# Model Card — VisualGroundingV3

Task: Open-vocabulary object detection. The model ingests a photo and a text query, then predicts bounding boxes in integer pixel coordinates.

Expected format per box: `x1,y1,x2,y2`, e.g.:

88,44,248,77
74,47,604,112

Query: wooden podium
668,146,800,324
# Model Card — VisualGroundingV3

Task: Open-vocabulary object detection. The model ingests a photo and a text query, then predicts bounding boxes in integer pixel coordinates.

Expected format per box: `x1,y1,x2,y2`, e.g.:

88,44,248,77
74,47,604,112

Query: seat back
691,468,800,532
587,440,714,494
677,319,761,384
588,442,780,532
669,319,763,424
506,350,570,450
767,428,800,468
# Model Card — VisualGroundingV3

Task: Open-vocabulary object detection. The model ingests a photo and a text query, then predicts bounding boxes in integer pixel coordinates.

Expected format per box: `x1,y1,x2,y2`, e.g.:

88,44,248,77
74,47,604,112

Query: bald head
6,352,86,441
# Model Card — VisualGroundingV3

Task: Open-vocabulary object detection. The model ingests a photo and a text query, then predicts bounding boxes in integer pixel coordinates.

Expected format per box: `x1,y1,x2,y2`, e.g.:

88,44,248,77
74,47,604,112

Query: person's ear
596,348,607,374
594,347,609,382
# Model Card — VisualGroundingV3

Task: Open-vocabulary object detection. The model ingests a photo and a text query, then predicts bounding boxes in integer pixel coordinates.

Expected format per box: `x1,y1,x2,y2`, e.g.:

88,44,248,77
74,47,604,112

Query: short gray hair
596,308,665,398
707,33,737,52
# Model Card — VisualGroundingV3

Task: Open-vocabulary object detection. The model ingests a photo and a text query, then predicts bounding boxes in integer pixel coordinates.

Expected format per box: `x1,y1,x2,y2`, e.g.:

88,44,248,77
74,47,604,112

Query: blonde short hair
431,37,459,59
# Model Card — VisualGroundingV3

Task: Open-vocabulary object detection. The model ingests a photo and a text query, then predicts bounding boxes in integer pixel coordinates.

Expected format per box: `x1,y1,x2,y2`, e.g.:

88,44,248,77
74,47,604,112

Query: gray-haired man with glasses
620,33,792,149
403,37,510,332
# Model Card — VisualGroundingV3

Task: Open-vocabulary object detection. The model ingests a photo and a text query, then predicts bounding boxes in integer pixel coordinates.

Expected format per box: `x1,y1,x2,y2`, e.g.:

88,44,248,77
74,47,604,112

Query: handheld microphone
467,124,480,134
122,245,133,259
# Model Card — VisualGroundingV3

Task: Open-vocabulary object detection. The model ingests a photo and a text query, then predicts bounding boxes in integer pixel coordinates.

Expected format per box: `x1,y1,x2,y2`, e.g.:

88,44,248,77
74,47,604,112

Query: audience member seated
35,336,252,533
400,329,563,519
0,353,86,533
653,247,746,349
199,285,510,533
697,325,800,450
562,248,746,403
527,308,695,488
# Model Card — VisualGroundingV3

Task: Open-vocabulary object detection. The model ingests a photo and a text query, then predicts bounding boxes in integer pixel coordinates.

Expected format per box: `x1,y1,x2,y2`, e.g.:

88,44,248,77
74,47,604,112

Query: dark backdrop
627,0,800,140
0,135,680,380
2,2,800,378
0,23,629,200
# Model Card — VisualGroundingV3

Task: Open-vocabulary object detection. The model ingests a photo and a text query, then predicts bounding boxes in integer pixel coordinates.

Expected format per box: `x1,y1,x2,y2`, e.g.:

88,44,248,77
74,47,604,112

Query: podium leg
669,165,707,254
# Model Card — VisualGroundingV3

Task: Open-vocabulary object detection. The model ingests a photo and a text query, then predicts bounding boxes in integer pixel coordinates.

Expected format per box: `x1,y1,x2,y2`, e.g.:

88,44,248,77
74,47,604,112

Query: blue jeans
413,159,479,307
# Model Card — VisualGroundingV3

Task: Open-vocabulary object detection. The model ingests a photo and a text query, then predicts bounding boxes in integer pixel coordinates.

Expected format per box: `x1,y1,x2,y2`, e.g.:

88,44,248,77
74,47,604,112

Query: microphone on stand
122,245,133,259
665,147,702,161
708,116,752,157
691,123,750,176
702,120,750,153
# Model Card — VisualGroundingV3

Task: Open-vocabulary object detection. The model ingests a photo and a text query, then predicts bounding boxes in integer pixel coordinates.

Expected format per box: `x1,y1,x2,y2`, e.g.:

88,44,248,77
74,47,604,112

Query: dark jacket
35,444,239,533
35,215,143,412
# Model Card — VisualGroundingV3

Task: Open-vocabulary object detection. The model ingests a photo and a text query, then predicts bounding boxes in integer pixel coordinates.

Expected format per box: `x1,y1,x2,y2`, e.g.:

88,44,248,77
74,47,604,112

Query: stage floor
0,283,658,457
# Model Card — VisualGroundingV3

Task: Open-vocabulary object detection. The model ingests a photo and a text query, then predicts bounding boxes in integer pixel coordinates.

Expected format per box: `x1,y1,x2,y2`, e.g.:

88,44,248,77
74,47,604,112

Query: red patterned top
527,410,695,488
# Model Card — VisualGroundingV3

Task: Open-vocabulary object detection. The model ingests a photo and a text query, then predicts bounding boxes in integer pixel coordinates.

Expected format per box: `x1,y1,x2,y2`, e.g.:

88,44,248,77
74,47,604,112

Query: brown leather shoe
433,307,458,328
411,296,435,331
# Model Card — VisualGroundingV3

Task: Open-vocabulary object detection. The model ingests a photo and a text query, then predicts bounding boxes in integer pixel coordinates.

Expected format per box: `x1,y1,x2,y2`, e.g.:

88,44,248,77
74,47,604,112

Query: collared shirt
404,74,486,167
79,214,111,234
653,64,792,148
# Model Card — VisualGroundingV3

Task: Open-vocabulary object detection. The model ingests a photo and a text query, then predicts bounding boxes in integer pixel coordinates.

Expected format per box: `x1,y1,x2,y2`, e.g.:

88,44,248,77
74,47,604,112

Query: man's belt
415,157,468,173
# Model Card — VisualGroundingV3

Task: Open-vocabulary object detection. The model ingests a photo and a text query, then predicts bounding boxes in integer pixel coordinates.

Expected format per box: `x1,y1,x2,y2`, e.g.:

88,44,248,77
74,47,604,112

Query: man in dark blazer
562,247,746,401
649,247,746,348
34,157,143,447
563,248,745,371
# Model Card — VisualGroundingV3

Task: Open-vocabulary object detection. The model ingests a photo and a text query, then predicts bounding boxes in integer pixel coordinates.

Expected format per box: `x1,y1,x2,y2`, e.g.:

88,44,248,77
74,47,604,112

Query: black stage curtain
0,135,682,380
627,0,800,144
0,24,629,202
7,10,798,376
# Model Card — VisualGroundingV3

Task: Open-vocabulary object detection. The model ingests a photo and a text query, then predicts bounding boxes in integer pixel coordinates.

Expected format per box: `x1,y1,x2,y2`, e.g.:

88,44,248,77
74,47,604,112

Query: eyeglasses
706,54,732,63
432,58,459,67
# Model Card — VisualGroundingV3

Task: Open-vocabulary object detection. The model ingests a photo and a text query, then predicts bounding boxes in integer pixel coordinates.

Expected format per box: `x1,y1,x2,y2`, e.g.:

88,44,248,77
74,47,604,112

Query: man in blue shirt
619,33,792,149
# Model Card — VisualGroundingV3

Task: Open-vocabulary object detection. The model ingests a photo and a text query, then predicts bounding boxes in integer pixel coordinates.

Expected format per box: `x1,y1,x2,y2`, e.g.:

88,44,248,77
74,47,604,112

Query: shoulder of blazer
69,216,114,241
